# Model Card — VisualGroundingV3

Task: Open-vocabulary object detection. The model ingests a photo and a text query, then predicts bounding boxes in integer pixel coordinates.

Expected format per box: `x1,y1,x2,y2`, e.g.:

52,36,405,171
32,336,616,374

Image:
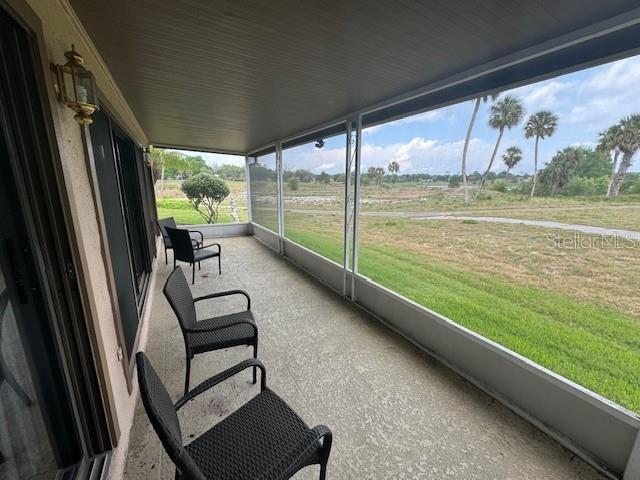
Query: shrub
317,171,331,184
490,179,508,193
448,175,460,188
287,177,299,191
155,197,193,210
621,173,640,195
474,192,493,201
516,179,533,196
181,173,230,224
560,176,608,197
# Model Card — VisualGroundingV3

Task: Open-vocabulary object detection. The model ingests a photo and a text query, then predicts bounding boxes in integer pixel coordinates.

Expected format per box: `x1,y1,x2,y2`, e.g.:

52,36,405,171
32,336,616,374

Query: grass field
160,177,640,412
276,181,640,414
156,179,248,224
282,180,640,230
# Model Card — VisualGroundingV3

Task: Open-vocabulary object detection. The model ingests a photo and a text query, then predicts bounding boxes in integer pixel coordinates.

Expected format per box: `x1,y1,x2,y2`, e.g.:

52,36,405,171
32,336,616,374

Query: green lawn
157,205,234,224
285,226,640,414
286,227,344,264
157,198,235,225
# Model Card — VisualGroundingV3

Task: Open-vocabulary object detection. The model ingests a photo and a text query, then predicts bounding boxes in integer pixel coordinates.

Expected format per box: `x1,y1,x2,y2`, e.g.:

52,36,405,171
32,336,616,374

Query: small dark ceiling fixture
315,139,325,149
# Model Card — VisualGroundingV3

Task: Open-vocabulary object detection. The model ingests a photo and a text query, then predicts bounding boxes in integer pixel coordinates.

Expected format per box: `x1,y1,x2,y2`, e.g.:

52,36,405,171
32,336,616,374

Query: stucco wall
14,0,149,477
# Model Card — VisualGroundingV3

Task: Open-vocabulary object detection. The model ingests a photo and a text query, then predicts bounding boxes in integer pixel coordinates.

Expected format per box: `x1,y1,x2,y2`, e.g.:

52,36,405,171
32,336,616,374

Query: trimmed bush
181,173,230,223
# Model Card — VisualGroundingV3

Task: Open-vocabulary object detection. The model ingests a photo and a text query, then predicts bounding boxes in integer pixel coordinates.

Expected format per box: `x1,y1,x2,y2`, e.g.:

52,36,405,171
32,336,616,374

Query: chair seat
194,248,219,262
163,236,201,249
185,388,321,480
188,311,256,353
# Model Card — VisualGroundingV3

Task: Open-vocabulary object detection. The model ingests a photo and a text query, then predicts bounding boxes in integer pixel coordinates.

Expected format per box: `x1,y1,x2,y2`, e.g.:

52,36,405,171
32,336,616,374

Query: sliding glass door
0,137,69,480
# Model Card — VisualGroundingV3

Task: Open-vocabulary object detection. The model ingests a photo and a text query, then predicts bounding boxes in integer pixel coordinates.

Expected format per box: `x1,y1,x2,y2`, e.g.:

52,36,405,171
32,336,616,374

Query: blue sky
175,53,640,176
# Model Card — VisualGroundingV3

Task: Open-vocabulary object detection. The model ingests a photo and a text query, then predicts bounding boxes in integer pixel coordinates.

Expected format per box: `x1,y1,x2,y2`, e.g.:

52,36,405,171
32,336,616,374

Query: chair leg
218,255,221,275
164,247,168,265
320,462,328,480
198,261,201,270
191,263,195,284
252,343,258,384
184,357,191,396
319,433,332,480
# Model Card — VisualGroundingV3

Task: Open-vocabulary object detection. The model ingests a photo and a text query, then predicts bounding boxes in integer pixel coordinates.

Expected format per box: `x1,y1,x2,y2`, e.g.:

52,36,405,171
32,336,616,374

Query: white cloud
584,56,640,92
283,146,346,174
280,136,496,176
519,80,573,112
563,56,640,130
361,136,494,174
395,109,445,125
316,162,336,171
364,109,446,135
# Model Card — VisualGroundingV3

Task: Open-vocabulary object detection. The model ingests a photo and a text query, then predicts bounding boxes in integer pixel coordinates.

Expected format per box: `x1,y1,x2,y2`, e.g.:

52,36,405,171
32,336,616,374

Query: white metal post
342,121,353,296
276,143,285,253
350,115,363,301
245,155,253,224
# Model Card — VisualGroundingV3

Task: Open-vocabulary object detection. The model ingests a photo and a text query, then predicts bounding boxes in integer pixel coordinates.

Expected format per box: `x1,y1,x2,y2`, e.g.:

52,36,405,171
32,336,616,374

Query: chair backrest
163,267,197,331
136,352,205,479
165,226,195,262
157,217,177,240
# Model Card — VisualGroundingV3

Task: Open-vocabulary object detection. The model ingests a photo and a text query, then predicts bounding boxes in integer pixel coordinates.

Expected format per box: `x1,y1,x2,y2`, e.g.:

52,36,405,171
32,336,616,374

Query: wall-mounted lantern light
53,45,98,125
315,139,325,149
144,146,153,166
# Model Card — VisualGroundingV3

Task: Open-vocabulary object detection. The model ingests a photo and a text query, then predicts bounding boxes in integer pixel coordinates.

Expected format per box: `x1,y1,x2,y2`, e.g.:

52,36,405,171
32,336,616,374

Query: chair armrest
175,359,266,410
200,242,221,254
271,424,333,479
188,230,204,244
194,289,251,310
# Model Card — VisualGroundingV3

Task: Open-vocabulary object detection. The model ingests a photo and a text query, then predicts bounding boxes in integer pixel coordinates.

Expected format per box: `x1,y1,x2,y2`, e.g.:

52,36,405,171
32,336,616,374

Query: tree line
250,103,640,199
460,94,639,200
150,147,245,194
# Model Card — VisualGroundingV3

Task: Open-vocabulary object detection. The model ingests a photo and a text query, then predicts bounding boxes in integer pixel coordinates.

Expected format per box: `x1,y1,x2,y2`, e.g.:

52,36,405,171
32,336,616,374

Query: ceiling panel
70,0,639,153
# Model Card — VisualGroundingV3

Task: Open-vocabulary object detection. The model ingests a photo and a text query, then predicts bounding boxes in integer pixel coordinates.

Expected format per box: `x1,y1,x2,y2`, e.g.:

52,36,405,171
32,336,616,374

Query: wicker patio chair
157,217,204,266
136,352,333,479
164,266,258,395
165,226,221,284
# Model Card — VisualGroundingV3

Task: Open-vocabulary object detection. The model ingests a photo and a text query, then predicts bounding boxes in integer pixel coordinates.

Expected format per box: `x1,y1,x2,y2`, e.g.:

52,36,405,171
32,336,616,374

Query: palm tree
387,160,400,184
597,125,623,197
150,147,190,194
608,114,640,197
524,110,559,198
461,94,497,202
502,146,522,176
480,95,525,191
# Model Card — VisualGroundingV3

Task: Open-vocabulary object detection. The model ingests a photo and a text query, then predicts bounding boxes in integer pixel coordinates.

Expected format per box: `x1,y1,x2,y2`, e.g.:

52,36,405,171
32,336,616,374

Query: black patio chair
157,217,204,266
165,226,221,284
164,266,258,395
0,288,32,406
136,352,333,480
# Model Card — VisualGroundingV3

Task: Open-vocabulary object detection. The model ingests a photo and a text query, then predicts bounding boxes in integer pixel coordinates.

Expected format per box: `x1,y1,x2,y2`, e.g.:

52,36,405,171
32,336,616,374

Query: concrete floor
124,236,604,480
